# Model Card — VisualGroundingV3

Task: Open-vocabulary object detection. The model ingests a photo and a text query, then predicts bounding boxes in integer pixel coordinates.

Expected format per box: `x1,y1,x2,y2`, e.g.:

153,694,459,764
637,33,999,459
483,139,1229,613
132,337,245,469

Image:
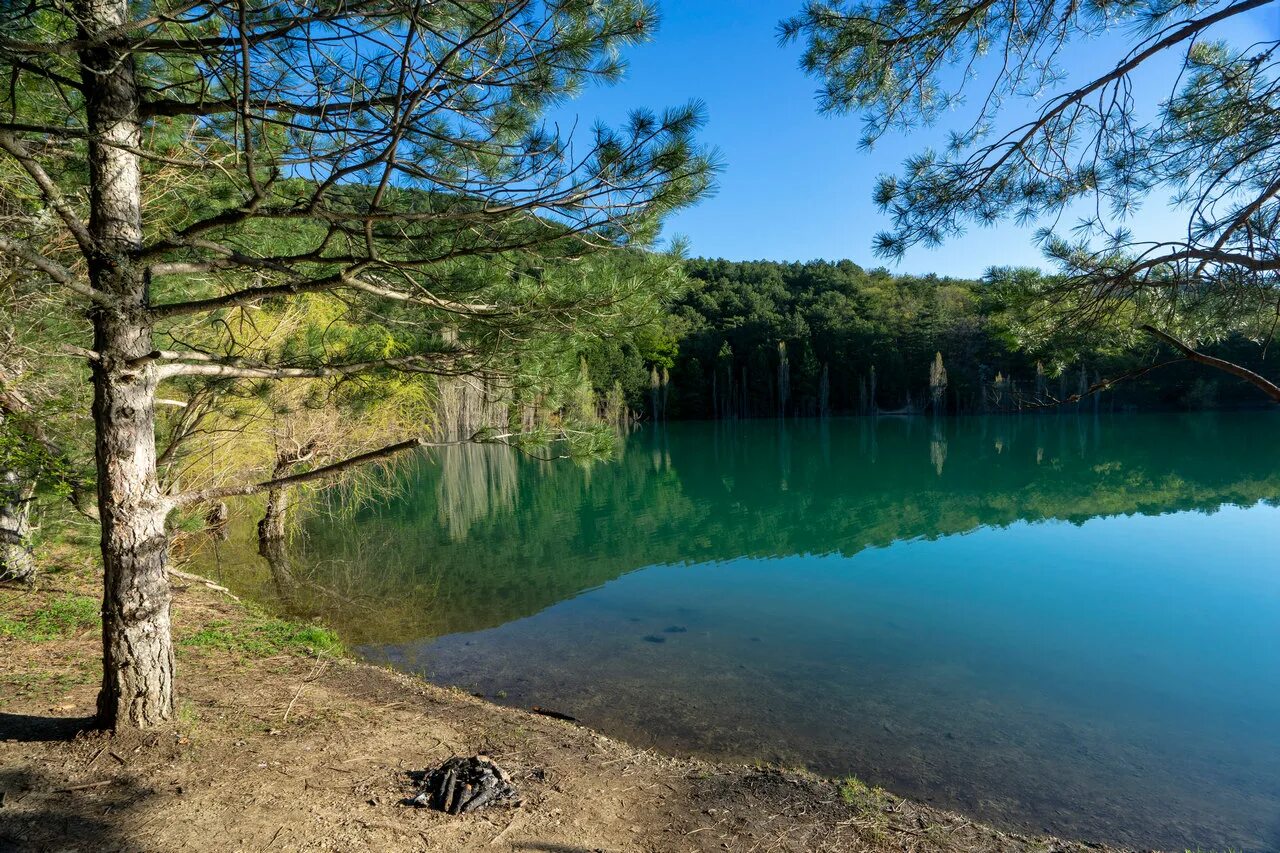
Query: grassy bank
1,540,1132,853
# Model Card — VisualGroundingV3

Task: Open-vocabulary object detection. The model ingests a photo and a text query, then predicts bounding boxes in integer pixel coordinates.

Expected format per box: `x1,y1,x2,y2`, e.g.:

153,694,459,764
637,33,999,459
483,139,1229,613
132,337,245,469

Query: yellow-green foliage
158,291,438,497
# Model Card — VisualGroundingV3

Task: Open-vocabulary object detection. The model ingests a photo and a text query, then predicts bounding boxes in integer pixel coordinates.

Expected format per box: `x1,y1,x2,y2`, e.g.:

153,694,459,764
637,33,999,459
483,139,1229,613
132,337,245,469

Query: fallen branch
54,779,113,793
282,656,329,725
529,706,578,723
167,567,239,601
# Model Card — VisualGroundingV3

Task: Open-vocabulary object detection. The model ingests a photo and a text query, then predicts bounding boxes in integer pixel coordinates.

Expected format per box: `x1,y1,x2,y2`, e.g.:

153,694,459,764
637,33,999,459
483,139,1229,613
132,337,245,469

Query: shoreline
1,554,1135,852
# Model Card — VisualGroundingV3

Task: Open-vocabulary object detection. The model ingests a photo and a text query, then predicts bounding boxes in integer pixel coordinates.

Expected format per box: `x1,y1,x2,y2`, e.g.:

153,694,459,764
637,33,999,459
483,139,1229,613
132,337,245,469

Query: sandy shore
0,559,1131,852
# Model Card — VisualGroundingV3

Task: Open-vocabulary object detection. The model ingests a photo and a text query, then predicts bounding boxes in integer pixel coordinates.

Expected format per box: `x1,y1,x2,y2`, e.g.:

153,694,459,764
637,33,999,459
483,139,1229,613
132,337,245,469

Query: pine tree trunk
94,351,172,729
257,485,291,546
0,470,37,581
81,0,174,729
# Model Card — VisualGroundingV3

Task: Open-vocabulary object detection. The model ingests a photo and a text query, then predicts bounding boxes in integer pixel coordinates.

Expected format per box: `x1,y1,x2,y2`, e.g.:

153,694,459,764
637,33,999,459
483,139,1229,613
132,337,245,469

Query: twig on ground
168,567,239,600
283,655,329,724
55,779,113,792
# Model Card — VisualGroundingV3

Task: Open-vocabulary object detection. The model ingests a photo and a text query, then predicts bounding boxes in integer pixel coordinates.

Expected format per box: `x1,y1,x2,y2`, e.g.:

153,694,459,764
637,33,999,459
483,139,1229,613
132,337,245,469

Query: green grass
0,594,100,641
181,616,342,657
175,698,201,737
838,775,889,812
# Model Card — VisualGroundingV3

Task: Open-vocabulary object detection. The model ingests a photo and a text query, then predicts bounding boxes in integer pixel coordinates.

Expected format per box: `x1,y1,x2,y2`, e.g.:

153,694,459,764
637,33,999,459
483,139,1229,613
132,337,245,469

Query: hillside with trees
582,258,1280,421
783,0,1280,405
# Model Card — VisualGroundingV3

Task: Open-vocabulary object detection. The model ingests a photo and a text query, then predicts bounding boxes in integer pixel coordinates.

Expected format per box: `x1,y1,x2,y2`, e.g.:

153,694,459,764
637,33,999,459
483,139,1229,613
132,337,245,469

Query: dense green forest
586,259,1280,420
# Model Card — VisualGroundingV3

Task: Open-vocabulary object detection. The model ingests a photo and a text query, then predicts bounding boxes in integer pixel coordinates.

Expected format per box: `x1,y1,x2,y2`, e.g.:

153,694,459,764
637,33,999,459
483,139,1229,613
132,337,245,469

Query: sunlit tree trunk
0,469,36,581
257,484,291,545
81,0,174,729
257,441,318,548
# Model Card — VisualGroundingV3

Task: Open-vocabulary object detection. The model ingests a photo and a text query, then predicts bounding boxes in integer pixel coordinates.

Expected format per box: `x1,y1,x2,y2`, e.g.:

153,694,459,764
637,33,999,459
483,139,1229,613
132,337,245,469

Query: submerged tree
1,0,713,729
777,340,790,417
783,0,1280,401
929,352,947,413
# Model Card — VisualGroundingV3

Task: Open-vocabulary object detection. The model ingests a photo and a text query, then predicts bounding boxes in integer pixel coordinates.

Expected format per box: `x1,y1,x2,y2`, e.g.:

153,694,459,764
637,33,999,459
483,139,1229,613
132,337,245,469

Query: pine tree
784,0,1280,402
0,0,713,729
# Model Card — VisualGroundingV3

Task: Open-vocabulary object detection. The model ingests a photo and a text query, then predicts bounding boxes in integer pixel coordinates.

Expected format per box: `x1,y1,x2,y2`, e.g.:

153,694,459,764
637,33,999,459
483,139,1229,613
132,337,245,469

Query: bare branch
1013,359,1185,410
0,235,111,305
0,132,94,254
1140,324,1280,402
168,433,514,507
148,269,496,319
151,348,464,380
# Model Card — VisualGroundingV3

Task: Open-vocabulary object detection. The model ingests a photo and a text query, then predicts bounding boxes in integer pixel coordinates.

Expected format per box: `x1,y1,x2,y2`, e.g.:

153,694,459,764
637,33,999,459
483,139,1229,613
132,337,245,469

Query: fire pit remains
409,755,519,814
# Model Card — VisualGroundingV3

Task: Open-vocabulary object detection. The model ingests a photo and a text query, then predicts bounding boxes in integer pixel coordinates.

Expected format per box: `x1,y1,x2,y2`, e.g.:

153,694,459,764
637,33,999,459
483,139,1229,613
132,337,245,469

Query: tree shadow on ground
0,712,95,743
0,766,154,853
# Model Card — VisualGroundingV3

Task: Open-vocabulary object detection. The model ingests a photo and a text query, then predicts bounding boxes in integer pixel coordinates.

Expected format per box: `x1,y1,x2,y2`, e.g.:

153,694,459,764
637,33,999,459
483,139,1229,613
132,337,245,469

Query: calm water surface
197,414,1280,851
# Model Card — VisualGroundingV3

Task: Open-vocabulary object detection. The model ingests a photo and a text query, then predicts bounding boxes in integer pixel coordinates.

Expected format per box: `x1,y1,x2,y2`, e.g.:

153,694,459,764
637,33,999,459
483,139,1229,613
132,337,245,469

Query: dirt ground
0,563,1130,853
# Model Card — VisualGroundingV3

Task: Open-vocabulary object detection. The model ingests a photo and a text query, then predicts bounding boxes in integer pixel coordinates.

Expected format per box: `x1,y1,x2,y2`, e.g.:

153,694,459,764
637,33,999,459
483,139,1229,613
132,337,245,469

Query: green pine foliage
781,0,1280,397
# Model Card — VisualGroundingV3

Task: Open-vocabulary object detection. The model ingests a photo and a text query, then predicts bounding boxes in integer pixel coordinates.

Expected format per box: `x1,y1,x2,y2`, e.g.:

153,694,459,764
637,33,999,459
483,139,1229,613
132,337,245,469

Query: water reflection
193,413,1280,851
204,413,1280,643
435,442,518,541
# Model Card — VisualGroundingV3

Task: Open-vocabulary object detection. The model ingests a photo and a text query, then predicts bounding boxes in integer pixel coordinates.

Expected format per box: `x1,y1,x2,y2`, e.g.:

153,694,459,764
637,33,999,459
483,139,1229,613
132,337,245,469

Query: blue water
206,414,1280,849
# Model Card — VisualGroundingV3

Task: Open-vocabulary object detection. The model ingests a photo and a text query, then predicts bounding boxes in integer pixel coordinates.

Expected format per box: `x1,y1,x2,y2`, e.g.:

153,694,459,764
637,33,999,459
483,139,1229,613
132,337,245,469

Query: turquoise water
200,414,1280,850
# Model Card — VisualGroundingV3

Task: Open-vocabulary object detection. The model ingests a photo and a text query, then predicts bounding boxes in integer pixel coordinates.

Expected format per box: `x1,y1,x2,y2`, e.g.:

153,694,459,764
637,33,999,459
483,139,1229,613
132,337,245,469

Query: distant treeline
587,258,1280,420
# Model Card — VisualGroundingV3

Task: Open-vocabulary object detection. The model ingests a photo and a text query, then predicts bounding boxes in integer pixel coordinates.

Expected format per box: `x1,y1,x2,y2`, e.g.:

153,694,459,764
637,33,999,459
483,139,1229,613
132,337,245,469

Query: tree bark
256,442,317,549
80,0,174,729
257,484,291,546
0,469,37,581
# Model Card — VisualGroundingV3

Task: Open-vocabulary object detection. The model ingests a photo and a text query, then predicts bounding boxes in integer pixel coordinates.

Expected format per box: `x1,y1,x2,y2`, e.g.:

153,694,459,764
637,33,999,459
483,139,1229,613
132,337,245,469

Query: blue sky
549,1,1278,278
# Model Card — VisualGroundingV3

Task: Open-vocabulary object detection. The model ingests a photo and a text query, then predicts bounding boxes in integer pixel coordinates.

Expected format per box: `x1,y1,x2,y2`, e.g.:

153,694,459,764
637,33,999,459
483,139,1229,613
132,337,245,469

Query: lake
195,413,1280,851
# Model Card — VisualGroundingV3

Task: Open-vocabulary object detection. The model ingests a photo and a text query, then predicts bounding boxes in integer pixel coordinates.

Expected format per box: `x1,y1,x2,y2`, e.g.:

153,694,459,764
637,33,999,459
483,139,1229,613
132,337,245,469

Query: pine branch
1140,324,1280,402
0,131,94,254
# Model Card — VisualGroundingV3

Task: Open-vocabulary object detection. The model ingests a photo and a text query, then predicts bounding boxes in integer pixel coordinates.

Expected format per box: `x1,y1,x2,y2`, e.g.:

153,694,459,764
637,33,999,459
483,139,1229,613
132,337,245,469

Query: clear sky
549,1,1277,278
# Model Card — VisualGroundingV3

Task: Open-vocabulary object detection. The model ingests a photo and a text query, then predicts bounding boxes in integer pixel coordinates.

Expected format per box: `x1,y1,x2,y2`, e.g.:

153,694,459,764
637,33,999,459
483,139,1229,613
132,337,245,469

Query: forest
583,258,1280,420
